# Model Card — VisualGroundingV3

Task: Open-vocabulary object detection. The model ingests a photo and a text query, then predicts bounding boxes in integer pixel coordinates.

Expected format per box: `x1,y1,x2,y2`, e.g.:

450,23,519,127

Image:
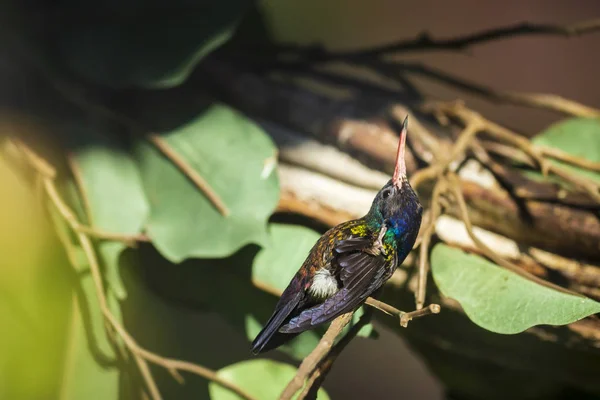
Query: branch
429,101,600,202
15,48,231,217
446,172,580,297
286,18,600,59
416,179,446,309
146,134,230,216
401,63,600,118
279,312,354,400
298,309,373,399
16,143,256,400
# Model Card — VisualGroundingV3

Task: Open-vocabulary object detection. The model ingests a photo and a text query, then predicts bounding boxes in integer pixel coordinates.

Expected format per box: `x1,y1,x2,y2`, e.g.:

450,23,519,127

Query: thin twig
18,144,256,400
446,172,582,297
431,101,600,201
279,313,354,400
274,19,600,59
76,225,149,245
344,19,600,57
146,134,230,216
410,120,483,189
539,145,600,172
399,304,441,328
299,309,374,399
416,179,446,310
403,63,600,118
12,47,231,217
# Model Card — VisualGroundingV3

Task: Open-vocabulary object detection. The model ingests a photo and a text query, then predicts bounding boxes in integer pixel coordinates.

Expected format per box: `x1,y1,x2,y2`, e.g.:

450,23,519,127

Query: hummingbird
252,116,422,354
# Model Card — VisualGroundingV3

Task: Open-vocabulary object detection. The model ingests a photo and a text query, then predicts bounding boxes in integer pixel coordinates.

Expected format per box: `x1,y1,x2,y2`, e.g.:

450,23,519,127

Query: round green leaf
65,120,149,299
253,224,321,292
209,359,330,400
137,104,279,262
56,0,252,88
532,117,600,184
431,243,600,334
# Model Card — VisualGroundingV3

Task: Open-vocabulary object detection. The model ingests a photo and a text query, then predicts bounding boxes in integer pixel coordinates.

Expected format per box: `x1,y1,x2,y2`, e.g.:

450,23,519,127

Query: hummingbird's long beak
392,116,408,189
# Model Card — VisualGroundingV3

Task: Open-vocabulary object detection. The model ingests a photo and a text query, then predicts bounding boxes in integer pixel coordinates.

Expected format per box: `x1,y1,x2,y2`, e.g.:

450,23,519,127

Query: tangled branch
274,18,600,59
13,141,255,400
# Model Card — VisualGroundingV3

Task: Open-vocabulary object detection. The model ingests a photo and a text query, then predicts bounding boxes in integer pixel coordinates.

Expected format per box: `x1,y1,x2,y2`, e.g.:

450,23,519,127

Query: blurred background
1,1,599,399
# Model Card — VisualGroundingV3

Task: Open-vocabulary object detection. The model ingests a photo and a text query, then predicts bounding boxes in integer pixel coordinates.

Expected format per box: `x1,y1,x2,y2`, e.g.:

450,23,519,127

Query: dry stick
446,172,582,297
18,50,230,217
279,313,354,400
344,18,600,57
146,134,230,216
410,120,482,189
279,19,600,60
66,154,150,245
416,179,446,310
18,144,256,400
42,178,163,400
434,101,600,201
426,101,549,174
402,63,600,118
294,303,437,400
549,164,600,203
47,177,256,400
299,310,373,399
539,146,600,172
407,120,484,310
75,225,149,245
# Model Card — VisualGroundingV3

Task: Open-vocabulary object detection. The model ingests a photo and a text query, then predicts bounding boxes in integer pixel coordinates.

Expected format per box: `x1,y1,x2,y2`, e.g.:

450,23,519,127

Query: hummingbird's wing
279,236,397,333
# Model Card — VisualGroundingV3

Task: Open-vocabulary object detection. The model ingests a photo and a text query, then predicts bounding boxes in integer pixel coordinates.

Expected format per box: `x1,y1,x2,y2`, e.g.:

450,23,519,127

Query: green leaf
65,119,149,299
208,359,330,400
251,223,374,358
56,0,252,88
532,117,600,183
137,104,279,263
431,243,600,334
253,224,322,292
58,263,123,400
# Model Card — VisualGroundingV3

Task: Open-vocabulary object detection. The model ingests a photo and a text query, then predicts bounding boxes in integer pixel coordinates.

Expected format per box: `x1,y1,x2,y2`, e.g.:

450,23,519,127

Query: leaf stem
147,133,230,216
17,142,255,400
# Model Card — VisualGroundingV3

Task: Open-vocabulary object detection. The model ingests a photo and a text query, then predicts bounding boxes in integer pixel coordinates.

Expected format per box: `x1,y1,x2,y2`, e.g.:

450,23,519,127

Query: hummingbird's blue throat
366,215,409,245
386,215,411,241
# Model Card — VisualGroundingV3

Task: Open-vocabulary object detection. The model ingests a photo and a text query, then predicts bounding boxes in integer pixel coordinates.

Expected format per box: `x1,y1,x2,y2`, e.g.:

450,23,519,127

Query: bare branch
323,18,600,58
298,310,373,399
17,143,256,400
446,172,581,297
279,313,354,400
146,134,230,216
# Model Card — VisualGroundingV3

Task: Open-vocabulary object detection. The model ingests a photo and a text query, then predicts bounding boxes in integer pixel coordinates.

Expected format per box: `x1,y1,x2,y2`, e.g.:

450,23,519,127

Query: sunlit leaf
137,104,279,263
209,359,330,400
431,243,600,334
65,119,149,299
532,117,600,183
56,0,253,88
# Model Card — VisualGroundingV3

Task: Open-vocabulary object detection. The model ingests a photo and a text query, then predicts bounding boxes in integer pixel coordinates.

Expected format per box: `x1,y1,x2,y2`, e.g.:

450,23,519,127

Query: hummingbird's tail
251,291,303,354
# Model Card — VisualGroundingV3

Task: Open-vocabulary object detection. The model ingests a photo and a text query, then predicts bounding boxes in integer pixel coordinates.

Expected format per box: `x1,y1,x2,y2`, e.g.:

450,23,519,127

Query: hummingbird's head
368,116,423,240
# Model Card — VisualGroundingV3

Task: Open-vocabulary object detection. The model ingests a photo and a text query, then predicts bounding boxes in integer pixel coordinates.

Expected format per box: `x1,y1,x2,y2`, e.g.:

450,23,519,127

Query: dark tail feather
252,331,301,354
251,292,303,354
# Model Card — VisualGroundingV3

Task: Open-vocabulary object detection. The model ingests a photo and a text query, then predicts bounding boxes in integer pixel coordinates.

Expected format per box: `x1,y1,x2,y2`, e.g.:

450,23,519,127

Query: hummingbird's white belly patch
308,269,339,299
